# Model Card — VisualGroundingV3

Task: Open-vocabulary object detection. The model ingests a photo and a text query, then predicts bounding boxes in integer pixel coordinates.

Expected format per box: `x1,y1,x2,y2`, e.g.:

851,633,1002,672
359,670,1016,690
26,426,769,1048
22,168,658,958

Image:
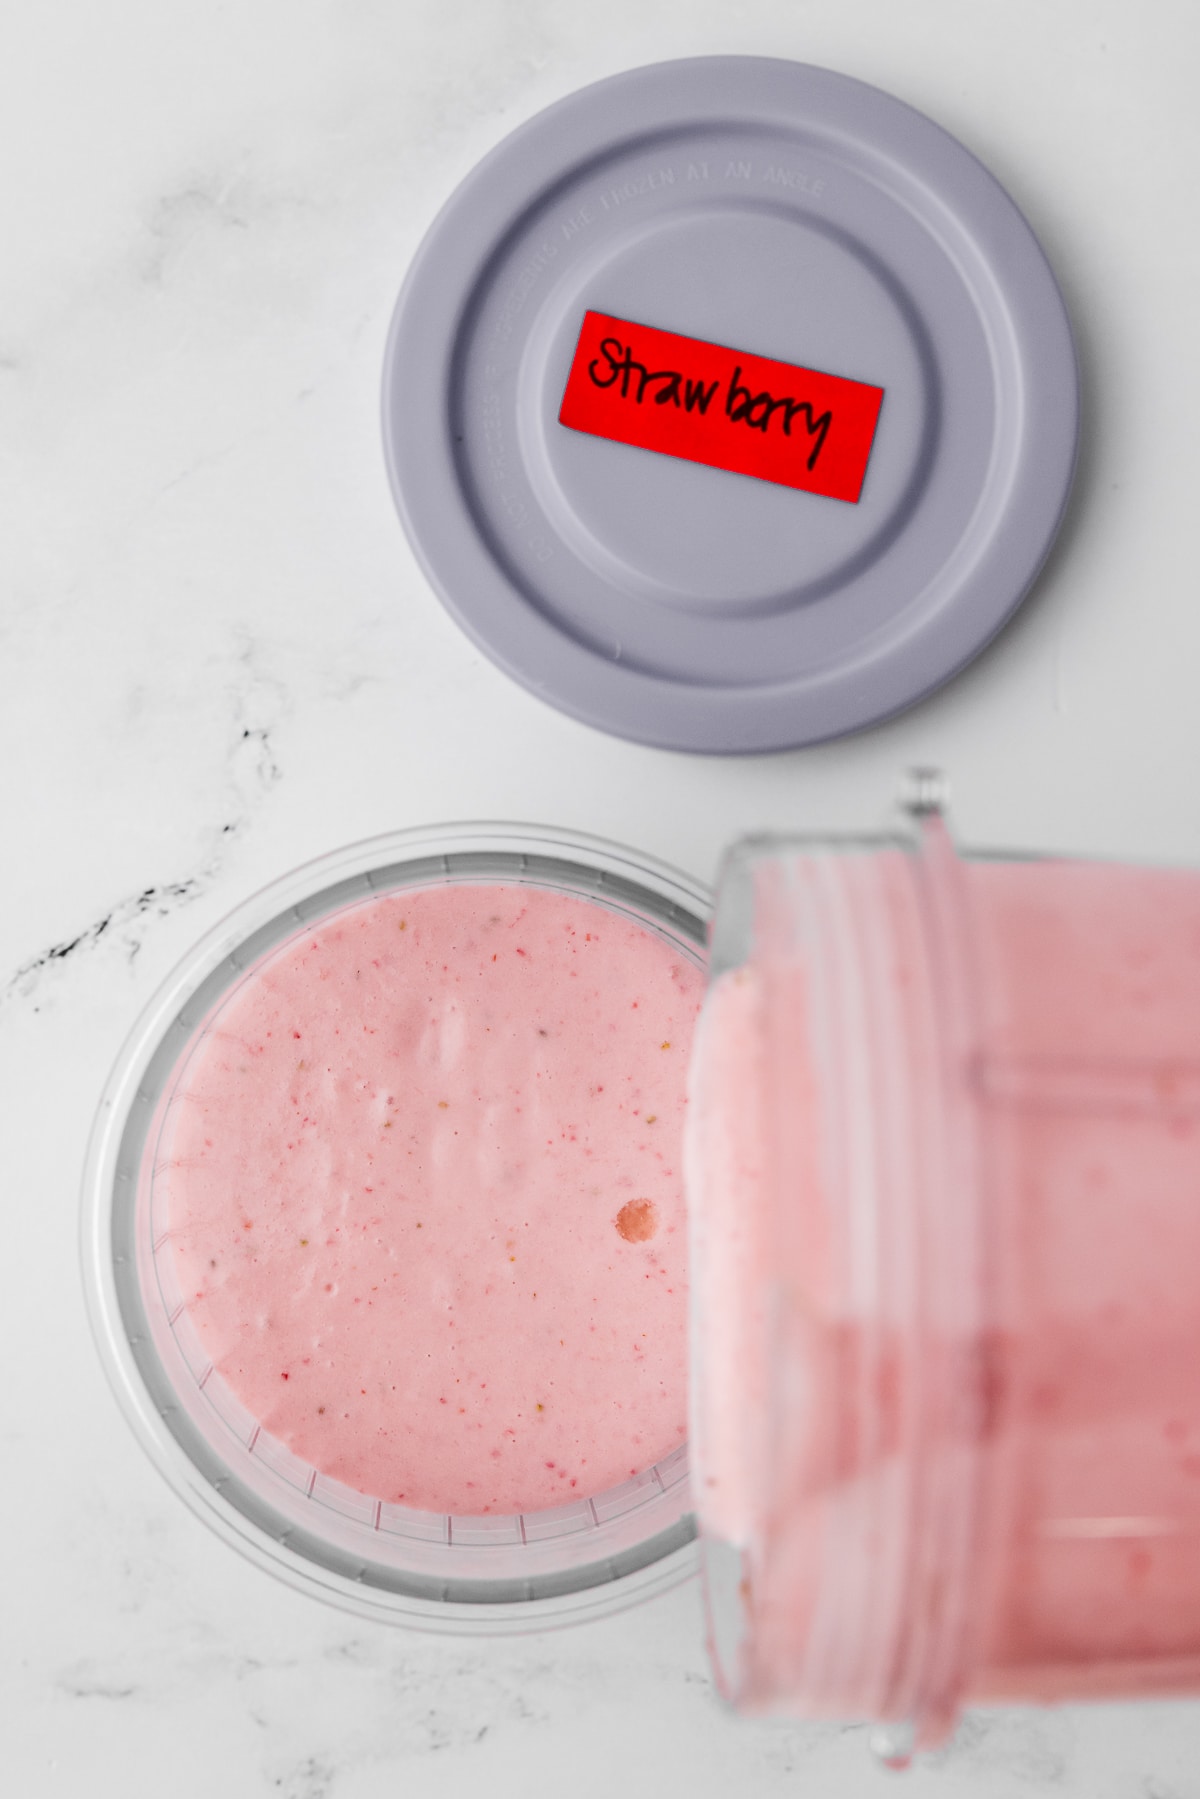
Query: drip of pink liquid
161,884,702,1516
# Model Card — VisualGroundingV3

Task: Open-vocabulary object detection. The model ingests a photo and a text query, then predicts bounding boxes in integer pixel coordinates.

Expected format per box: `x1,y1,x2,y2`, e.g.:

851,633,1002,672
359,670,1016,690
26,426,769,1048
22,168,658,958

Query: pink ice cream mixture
160,883,703,1515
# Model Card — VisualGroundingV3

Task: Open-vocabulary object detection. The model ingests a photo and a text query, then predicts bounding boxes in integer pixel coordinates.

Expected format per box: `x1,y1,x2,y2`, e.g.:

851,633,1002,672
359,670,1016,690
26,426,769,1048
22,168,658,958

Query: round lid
383,57,1078,753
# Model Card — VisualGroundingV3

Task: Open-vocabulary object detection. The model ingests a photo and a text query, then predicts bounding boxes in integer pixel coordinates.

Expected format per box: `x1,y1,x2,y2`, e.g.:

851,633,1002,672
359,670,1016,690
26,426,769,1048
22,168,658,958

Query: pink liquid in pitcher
687,828,1200,1738
967,856,1200,1704
159,883,702,1516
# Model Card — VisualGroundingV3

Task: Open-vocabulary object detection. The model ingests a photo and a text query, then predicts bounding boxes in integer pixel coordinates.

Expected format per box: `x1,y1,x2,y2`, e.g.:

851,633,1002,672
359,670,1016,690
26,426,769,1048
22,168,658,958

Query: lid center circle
522,202,933,615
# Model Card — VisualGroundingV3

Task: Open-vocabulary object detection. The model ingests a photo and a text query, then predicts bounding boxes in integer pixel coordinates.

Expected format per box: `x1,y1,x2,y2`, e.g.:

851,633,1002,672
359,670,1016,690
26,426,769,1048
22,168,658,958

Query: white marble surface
4,1,1200,1793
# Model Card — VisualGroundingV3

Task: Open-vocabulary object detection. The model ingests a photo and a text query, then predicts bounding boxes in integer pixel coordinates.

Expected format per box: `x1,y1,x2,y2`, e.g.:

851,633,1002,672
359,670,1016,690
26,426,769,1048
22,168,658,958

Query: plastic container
686,801,1200,1759
81,823,708,1630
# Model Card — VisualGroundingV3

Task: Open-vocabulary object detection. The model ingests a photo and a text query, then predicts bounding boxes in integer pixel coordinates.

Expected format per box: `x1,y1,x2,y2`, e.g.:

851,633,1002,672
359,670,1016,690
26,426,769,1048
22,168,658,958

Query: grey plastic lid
383,57,1078,754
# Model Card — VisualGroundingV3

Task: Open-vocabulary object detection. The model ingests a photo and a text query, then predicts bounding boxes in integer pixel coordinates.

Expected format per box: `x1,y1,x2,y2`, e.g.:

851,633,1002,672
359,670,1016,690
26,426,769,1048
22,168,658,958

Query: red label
558,311,884,504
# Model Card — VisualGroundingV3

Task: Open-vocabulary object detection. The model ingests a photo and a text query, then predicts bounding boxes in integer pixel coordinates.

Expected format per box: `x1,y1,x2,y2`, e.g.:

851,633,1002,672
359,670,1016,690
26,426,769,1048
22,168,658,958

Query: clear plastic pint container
687,804,1200,1758
82,823,708,1630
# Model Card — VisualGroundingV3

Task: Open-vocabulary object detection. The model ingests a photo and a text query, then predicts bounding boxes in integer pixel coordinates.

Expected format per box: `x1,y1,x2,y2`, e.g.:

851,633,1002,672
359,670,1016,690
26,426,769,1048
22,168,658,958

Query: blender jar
687,804,1200,1754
